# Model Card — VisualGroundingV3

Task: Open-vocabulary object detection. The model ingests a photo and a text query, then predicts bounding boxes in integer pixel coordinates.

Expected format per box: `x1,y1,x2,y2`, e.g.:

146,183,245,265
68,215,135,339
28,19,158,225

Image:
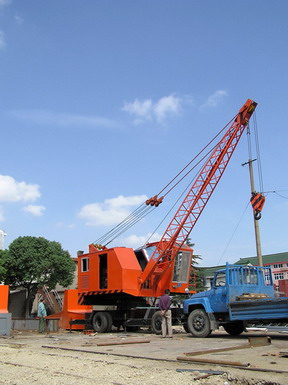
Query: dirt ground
0,327,287,385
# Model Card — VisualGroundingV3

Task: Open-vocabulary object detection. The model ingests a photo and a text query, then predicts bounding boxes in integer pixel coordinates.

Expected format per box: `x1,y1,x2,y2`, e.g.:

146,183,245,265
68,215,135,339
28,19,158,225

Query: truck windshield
214,273,226,287
242,267,258,285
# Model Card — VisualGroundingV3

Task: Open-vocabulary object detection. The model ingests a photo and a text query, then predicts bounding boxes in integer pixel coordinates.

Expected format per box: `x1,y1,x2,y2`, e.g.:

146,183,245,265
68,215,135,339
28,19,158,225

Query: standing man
159,289,172,338
37,298,47,333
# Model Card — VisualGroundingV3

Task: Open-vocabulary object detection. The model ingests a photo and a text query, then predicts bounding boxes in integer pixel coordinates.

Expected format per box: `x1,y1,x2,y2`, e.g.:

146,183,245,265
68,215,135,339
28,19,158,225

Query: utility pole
243,159,263,266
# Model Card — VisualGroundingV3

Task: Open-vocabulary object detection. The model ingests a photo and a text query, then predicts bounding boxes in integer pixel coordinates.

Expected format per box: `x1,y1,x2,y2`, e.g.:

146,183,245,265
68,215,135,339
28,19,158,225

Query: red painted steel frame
140,99,257,288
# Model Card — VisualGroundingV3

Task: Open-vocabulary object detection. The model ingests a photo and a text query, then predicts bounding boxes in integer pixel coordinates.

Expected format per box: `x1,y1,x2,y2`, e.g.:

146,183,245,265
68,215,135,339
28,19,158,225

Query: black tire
103,312,113,332
151,311,162,335
182,322,190,333
223,321,244,336
92,312,108,333
187,309,211,338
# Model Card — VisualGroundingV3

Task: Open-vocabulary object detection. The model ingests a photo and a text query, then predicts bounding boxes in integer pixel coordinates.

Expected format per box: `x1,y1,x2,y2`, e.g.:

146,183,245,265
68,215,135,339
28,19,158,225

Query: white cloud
122,232,162,248
0,31,6,50
122,99,152,120
0,175,41,203
9,110,120,129
78,194,148,226
15,15,24,25
0,206,5,222
0,0,12,9
154,95,182,122
200,90,228,110
23,205,45,216
122,94,186,123
56,221,76,229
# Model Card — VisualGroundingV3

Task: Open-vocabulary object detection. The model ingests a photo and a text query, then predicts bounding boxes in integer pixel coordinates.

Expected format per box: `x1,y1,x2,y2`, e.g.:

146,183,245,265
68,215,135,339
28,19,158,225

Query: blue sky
0,0,287,266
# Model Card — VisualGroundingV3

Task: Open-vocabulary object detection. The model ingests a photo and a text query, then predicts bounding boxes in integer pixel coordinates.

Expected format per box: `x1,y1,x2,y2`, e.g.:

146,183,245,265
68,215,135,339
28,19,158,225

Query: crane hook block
145,195,164,207
250,192,265,220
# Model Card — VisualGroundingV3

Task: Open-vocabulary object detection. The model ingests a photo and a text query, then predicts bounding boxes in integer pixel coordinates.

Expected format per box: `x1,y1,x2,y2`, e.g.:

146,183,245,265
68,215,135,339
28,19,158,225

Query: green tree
0,249,7,280
186,238,205,292
1,236,75,316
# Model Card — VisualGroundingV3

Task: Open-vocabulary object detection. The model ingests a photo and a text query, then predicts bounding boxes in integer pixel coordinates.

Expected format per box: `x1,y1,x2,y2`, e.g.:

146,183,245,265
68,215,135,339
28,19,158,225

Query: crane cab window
81,258,89,272
173,251,191,282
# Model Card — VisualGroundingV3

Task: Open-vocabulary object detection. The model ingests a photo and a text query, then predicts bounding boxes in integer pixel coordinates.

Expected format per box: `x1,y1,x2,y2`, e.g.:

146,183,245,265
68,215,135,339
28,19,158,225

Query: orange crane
57,99,258,333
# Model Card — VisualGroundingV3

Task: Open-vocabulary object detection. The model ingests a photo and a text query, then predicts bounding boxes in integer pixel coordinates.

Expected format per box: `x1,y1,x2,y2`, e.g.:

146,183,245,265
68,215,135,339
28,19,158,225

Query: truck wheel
103,312,113,332
151,311,162,335
187,309,211,338
223,321,244,336
182,322,190,333
92,312,108,333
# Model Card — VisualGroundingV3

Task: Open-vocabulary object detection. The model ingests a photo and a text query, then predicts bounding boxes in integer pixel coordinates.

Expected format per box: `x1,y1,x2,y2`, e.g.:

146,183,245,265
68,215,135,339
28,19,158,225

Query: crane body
50,99,258,333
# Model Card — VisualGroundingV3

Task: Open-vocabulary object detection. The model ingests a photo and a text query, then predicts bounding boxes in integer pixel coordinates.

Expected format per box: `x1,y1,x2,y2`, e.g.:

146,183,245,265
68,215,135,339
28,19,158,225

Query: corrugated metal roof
234,252,288,266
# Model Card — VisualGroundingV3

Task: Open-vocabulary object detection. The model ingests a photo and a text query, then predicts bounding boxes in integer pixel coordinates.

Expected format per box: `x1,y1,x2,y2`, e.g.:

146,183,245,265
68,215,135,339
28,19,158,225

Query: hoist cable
157,114,237,197
94,113,238,246
253,112,264,192
105,206,157,247
216,201,250,266
93,203,150,245
145,164,203,246
96,206,152,245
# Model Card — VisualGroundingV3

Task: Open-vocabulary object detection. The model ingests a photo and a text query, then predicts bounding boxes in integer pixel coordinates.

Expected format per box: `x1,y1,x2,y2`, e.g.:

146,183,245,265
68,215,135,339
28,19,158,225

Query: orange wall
0,285,9,313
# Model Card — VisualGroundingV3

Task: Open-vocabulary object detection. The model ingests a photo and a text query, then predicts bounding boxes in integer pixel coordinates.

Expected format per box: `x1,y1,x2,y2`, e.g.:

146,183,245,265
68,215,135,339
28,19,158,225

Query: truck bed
229,297,288,321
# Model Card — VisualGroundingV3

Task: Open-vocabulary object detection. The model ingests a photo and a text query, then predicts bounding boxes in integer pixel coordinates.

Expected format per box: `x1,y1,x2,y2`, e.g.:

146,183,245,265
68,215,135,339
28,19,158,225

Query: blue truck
182,263,288,337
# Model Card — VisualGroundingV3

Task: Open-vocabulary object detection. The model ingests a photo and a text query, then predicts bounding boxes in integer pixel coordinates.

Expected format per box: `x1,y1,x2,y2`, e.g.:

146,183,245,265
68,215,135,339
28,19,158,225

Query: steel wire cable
93,203,150,245
253,112,264,193
94,114,238,246
157,115,237,198
102,205,154,245
216,201,251,266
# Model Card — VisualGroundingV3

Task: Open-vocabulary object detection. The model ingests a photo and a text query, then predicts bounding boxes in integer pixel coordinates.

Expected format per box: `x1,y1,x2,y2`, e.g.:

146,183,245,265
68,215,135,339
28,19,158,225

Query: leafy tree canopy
2,236,75,290
0,249,7,280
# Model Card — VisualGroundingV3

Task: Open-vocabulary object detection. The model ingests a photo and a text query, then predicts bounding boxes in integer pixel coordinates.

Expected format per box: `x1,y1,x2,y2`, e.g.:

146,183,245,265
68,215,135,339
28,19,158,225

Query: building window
273,264,283,269
264,273,270,282
81,258,89,272
274,273,284,280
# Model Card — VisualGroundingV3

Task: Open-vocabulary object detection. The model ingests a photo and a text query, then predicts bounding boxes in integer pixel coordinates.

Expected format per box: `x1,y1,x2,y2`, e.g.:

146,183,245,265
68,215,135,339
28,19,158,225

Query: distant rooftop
199,251,288,273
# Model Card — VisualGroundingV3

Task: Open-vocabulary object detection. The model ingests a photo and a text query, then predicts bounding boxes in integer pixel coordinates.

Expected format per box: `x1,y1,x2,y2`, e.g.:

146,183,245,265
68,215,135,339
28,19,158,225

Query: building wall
267,261,288,295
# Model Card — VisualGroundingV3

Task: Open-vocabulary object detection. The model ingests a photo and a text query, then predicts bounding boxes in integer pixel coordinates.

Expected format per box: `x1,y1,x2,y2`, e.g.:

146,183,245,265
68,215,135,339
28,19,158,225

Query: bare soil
0,328,287,385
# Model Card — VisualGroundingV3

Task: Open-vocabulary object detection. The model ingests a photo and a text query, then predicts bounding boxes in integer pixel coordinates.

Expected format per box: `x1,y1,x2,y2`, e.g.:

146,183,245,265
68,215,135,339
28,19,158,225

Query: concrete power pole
243,159,263,266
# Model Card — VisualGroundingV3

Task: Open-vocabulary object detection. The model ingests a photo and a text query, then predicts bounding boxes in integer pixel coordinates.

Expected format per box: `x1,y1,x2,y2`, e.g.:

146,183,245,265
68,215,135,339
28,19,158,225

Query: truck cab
182,263,278,337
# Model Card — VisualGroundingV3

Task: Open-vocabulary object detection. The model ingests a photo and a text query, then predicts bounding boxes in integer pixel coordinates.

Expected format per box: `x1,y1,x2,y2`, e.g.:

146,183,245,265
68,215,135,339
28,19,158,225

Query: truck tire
151,311,162,335
92,312,108,333
223,321,244,336
182,322,190,333
103,312,113,332
187,309,211,338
